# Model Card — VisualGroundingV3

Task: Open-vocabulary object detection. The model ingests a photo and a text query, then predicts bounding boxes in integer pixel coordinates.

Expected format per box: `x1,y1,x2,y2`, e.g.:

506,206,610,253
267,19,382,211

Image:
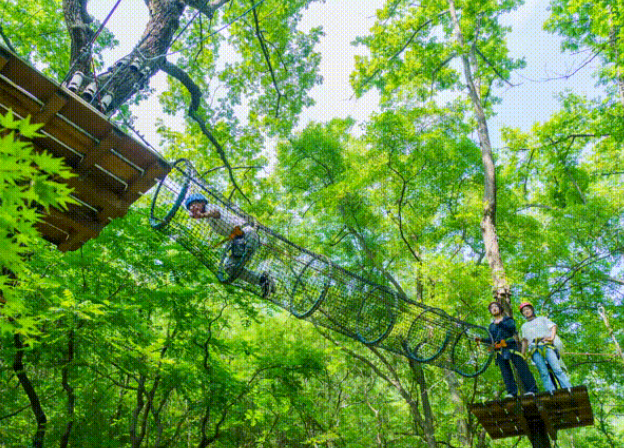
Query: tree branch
388,165,422,262
13,334,47,448
182,0,230,19
0,23,17,54
251,2,282,117
356,10,450,94
474,46,517,87
160,59,250,204
59,329,76,448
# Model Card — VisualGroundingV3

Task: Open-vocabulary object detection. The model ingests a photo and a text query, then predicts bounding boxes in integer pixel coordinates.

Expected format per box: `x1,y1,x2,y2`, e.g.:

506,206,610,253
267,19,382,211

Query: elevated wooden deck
0,46,170,251
470,386,593,442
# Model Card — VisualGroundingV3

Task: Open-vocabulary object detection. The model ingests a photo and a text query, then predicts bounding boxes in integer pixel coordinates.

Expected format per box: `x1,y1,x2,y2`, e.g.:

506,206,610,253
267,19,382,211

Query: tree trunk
608,8,624,108
13,333,47,448
62,0,231,113
62,0,94,75
447,0,511,309
409,360,437,448
443,370,471,446
60,329,76,448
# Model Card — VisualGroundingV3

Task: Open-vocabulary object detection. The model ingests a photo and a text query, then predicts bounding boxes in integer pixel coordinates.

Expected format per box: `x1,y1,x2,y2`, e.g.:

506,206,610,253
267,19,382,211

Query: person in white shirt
185,193,275,298
519,302,572,392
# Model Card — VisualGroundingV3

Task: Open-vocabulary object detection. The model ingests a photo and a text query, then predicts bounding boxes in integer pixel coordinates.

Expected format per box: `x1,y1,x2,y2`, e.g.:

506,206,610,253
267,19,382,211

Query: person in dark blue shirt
481,301,538,398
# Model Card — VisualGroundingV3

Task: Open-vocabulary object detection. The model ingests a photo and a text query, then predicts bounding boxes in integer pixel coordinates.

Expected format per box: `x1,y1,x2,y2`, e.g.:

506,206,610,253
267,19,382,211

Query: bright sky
87,0,602,151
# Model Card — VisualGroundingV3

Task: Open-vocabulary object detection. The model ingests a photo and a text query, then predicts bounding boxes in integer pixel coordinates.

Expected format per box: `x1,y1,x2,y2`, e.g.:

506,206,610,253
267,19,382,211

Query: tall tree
1,0,323,195
352,0,525,309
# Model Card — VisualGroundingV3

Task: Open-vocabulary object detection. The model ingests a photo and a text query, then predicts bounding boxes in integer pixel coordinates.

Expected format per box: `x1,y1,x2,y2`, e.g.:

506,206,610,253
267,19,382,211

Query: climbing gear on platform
494,339,508,350
229,226,244,240
491,337,525,360
66,71,84,92
528,338,557,357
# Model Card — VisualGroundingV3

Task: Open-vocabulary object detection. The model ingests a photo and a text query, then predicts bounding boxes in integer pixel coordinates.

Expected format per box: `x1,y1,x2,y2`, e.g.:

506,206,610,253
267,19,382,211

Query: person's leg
531,351,555,392
511,354,538,394
498,358,518,396
544,348,572,389
224,238,247,281
226,230,260,283
236,267,261,284
242,228,275,297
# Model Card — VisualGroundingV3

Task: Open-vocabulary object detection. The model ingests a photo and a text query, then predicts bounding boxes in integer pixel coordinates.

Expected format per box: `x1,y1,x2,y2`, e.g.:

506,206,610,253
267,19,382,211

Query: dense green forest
1,0,623,446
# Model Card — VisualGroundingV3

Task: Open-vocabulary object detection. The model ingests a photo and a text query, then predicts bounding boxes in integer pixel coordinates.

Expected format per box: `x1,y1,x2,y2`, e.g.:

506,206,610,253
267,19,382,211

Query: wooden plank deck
0,46,170,251
469,386,594,441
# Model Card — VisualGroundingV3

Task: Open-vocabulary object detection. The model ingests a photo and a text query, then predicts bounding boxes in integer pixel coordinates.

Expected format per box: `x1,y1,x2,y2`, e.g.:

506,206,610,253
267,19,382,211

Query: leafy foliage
0,110,74,316
1,1,623,447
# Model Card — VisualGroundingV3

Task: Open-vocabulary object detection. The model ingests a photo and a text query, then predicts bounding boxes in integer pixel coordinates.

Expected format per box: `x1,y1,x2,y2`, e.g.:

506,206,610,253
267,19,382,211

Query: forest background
0,0,623,447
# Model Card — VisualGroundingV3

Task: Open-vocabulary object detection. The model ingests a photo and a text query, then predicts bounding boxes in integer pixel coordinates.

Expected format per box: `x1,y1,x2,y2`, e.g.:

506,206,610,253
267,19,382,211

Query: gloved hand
494,340,508,350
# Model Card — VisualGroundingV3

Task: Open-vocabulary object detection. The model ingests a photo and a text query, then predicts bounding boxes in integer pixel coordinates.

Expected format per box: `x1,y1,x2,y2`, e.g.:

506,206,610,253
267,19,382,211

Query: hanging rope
149,159,495,377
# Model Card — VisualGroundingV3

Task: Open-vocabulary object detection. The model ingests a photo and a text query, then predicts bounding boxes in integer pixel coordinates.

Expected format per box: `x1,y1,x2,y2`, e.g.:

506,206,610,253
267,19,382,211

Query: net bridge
150,159,494,377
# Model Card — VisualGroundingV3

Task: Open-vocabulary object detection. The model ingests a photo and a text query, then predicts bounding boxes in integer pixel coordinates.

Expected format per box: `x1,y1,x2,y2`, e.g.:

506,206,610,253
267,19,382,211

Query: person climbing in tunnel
519,302,572,393
185,193,275,298
479,301,538,399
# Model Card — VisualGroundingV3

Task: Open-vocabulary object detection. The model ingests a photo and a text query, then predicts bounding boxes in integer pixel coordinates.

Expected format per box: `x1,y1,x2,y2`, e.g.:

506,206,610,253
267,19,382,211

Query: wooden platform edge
0,44,172,252
469,386,594,441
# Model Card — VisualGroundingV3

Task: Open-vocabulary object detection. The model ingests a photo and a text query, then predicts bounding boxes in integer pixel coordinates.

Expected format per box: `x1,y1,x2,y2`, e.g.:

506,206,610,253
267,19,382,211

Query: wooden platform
0,46,170,251
469,386,594,442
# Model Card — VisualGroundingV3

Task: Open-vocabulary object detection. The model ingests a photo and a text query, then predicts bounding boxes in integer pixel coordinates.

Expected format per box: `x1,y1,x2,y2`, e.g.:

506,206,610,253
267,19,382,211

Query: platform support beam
527,420,552,448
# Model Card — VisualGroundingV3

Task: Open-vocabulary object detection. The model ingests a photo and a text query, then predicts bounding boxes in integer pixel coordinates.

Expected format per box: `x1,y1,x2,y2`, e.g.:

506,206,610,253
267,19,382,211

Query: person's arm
543,324,557,343
192,208,221,219
521,336,528,355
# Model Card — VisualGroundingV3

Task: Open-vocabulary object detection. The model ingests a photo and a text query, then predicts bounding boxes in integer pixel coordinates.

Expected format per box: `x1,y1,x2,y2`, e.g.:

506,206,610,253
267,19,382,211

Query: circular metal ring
150,158,192,231
449,325,494,378
402,310,451,363
355,286,397,346
289,256,331,319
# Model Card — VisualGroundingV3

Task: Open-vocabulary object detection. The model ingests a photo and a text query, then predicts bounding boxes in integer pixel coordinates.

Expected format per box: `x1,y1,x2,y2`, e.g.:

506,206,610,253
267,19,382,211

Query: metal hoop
149,158,192,231
289,256,331,319
355,286,397,346
403,310,451,363
449,326,494,378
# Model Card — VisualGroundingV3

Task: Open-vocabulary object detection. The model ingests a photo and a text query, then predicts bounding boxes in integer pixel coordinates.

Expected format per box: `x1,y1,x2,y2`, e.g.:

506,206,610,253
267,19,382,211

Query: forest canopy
0,0,623,447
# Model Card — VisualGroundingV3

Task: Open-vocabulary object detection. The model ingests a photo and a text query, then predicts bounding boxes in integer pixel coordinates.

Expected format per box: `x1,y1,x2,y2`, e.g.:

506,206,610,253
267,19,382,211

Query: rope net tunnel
150,159,494,377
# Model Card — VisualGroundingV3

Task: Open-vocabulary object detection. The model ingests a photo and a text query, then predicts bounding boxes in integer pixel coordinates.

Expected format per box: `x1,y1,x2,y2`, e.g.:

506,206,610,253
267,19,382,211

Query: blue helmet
184,193,208,210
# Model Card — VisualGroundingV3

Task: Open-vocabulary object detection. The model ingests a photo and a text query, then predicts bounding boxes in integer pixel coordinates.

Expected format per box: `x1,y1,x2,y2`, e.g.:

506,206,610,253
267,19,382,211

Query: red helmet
519,302,534,312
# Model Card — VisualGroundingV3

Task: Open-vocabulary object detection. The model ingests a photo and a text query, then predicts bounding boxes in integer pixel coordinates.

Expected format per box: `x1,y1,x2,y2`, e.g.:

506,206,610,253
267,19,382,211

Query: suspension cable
145,0,266,61
61,0,125,84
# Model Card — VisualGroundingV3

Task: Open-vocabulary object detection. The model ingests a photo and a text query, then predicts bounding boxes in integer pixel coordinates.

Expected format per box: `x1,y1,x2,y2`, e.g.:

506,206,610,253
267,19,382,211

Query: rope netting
150,159,494,377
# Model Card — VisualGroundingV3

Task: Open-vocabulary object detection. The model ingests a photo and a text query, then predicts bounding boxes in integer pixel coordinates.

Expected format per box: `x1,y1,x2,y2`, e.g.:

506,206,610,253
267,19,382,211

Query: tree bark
60,329,76,448
447,0,511,309
61,0,231,113
130,375,146,448
443,370,471,446
13,334,47,448
62,0,94,75
409,359,437,448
